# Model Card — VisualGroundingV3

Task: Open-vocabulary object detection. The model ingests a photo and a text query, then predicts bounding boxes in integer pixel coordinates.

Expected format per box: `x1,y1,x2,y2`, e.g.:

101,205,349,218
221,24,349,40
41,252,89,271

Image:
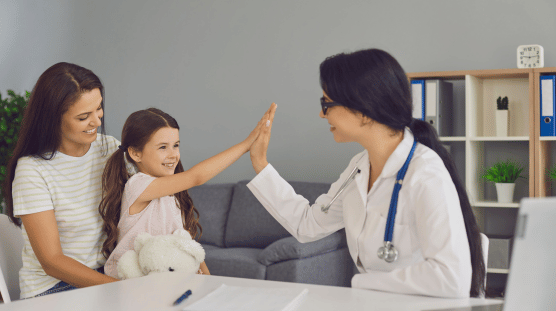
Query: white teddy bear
117,228,205,280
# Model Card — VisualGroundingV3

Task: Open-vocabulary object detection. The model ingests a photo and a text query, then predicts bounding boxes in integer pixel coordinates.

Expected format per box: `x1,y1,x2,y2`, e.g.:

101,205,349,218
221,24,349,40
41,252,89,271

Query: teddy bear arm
117,250,145,279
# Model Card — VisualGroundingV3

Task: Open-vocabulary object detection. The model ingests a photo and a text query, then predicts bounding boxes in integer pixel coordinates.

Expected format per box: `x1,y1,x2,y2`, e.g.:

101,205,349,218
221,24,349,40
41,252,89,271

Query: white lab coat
247,128,472,298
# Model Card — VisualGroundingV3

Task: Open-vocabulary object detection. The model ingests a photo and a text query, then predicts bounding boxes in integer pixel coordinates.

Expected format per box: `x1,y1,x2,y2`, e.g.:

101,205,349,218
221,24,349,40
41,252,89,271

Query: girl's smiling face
131,127,180,177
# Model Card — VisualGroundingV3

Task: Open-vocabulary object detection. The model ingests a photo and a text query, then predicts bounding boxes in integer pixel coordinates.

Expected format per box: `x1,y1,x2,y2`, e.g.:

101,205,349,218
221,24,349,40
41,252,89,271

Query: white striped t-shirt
12,134,119,298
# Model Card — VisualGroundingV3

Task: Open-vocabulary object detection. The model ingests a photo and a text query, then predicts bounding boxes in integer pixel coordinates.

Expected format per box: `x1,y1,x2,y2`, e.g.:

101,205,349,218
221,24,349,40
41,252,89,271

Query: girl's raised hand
244,103,275,148
250,103,276,173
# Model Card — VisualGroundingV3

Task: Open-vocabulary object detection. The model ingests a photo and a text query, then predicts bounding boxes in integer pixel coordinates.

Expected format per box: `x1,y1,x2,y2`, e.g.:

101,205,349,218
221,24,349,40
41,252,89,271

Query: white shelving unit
408,69,534,218
407,68,546,293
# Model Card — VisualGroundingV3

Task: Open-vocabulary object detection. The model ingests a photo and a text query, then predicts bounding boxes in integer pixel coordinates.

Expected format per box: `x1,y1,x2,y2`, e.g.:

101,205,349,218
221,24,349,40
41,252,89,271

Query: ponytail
409,119,485,297
99,148,130,259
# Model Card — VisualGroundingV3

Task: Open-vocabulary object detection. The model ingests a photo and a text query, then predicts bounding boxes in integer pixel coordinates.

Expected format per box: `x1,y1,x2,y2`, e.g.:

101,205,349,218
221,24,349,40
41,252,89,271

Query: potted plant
481,159,526,203
546,165,556,192
0,90,30,214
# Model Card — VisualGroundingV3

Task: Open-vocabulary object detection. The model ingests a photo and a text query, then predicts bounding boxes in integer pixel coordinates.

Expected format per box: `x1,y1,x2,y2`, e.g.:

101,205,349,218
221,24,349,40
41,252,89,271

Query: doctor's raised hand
250,102,277,173
246,49,485,299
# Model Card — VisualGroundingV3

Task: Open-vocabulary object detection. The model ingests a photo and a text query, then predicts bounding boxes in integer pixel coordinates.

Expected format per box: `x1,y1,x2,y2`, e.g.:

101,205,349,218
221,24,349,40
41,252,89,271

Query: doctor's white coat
247,128,472,298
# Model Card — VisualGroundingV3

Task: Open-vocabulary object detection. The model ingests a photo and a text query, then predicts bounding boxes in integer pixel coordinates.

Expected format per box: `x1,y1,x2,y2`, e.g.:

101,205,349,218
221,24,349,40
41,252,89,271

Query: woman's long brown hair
2,62,106,227
99,108,202,259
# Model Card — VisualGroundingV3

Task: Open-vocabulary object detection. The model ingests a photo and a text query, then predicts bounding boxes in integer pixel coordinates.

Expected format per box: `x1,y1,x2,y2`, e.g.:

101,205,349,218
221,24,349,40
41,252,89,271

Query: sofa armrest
257,229,348,266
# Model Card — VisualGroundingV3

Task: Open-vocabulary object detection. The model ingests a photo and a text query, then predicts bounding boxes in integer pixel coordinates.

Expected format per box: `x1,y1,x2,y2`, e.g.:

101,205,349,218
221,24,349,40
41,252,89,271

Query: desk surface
0,273,503,311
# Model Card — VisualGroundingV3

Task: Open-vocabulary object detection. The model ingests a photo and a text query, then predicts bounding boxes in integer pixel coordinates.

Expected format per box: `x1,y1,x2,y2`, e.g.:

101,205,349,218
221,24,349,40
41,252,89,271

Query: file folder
540,75,556,137
425,80,453,136
411,80,425,120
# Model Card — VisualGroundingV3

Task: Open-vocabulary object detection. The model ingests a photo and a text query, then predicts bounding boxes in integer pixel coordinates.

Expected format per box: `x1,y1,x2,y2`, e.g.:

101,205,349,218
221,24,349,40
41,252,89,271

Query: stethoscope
321,139,418,263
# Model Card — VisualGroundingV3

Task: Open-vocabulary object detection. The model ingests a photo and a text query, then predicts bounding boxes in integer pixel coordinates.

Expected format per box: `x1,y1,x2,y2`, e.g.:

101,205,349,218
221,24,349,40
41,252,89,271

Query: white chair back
0,214,24,302
480,232,489,298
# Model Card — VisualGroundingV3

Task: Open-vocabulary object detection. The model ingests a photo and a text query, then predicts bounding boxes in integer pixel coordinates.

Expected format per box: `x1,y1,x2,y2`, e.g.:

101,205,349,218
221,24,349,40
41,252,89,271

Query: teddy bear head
134,229,205,276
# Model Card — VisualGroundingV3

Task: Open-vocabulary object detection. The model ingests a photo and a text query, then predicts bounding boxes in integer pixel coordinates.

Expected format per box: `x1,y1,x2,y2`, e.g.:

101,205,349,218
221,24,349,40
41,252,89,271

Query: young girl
100,106,272,278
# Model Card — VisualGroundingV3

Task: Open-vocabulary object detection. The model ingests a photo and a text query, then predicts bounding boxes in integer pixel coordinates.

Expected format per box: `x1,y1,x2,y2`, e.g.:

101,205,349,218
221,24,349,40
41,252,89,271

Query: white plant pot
495,183,515,203
496,110,509,137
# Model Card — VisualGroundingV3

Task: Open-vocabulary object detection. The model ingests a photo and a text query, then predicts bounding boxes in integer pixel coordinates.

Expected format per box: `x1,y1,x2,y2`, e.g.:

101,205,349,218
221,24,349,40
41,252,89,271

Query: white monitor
504,197,556,311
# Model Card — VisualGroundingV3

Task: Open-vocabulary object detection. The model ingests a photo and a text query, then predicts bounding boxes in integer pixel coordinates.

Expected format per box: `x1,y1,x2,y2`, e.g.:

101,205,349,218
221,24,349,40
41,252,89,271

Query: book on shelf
411,79,425,121
425,79,453,136
540,75,555,137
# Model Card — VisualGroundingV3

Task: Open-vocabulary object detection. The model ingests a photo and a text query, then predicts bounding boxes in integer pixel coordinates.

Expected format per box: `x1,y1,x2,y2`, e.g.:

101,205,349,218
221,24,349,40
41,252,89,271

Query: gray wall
2,0,556,184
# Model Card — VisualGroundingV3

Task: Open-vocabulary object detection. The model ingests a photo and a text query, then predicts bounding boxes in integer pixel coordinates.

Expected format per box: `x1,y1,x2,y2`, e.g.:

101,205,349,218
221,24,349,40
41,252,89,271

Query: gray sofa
188,180,356,287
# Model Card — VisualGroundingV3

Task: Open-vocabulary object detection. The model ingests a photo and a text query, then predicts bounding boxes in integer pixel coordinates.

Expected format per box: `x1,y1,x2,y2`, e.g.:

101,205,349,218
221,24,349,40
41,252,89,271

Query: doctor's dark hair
3,62,106,227
98,108,202,259
320,49,485,297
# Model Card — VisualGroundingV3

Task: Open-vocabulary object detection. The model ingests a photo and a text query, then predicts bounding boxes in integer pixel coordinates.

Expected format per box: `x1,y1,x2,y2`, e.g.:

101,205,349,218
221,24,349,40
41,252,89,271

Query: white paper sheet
182,284,309,311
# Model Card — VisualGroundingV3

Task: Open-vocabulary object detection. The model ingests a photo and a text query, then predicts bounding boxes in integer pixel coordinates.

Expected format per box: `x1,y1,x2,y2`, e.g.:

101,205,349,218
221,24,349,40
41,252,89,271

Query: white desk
0,272,503,311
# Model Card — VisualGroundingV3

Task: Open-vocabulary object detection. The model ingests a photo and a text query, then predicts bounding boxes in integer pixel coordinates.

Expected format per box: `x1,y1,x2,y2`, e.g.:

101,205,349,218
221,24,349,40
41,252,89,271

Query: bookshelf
407,68,556,286
534,68,556,197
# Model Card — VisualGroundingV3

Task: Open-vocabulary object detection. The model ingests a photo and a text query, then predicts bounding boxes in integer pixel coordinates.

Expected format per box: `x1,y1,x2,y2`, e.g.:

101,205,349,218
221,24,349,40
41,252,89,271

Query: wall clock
517,44,544,68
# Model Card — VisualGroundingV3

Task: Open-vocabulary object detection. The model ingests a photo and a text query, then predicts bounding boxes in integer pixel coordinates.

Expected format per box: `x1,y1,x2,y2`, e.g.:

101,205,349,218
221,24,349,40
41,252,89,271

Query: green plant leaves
0,89,30,212
481,159,526,183
546,165,556,181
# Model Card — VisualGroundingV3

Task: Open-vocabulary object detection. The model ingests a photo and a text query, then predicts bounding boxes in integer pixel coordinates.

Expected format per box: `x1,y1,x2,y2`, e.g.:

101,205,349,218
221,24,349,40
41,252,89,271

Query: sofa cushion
203,246,266,280
224,180,331,248
188,183,234,247
265,248,354,287
257,229,348,266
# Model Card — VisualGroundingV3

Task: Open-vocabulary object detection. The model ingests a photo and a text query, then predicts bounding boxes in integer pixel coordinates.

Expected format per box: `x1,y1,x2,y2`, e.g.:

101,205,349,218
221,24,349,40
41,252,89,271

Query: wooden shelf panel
487,268,510,274
534,68,556,74
408,68,532,80
439,136,466,141
469,136,529,141
472,201,520,208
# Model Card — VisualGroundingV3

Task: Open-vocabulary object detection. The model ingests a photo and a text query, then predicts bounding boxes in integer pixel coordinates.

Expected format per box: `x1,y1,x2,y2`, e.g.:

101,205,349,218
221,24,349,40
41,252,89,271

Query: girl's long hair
99,108,202,259
3,62,106,226
320,49,485,297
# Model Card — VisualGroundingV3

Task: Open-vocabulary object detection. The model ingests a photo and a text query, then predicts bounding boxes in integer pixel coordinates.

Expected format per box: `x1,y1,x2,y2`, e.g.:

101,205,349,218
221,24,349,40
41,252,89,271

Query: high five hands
246,103,276,174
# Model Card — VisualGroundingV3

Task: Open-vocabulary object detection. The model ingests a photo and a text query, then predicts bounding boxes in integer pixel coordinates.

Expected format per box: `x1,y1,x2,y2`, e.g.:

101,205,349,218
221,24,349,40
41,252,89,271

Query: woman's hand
250,103,276,174
243,103,275,150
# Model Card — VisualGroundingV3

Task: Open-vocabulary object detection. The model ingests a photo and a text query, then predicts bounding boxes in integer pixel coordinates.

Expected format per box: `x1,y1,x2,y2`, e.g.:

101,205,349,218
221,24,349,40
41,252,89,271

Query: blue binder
540,75,556,137
411,80,425,120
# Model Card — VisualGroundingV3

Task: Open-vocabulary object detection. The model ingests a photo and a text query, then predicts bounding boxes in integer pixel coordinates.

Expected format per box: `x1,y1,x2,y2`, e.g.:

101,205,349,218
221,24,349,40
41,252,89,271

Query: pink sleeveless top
104,173,183,278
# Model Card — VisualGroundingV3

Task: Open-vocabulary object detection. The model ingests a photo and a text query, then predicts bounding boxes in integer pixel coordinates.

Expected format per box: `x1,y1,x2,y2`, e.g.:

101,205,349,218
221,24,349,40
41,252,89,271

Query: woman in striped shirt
2,63,122,298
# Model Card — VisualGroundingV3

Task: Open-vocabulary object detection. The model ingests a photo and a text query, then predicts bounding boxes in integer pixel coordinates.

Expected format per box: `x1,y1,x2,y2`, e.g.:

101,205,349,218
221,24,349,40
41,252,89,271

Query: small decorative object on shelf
482,159,526,203
496,96,509,137
517,44,544,68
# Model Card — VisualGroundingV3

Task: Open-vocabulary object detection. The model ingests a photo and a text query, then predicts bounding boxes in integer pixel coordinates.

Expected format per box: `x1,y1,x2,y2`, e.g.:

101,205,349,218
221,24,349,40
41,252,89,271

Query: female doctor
247,49,485,298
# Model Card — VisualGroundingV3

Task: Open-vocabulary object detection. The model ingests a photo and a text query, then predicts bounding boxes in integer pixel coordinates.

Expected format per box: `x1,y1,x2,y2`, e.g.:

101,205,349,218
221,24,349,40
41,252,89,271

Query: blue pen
173,289,192,306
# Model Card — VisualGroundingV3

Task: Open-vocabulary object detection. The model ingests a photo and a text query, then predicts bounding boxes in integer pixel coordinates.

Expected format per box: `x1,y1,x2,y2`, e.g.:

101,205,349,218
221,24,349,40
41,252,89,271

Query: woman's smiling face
320,91,367,143
59,88,103,156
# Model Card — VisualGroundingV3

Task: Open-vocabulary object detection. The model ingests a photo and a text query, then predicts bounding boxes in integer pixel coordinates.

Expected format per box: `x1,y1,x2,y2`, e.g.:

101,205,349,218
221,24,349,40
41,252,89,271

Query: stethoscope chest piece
377,241,398,263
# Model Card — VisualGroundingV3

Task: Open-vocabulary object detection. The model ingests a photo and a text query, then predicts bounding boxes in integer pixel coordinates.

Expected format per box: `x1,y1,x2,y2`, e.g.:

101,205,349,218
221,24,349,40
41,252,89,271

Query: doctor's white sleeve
247,159,358,243
351,174,473,298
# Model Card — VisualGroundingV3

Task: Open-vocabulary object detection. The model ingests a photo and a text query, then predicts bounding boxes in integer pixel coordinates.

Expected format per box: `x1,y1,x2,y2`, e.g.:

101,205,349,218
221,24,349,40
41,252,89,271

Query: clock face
517,45,544,68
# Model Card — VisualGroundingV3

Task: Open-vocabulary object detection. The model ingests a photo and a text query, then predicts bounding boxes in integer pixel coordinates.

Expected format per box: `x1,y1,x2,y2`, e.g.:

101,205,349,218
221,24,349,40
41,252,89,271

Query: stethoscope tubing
384,140,418,243
321,139,418,263
321,154,365,213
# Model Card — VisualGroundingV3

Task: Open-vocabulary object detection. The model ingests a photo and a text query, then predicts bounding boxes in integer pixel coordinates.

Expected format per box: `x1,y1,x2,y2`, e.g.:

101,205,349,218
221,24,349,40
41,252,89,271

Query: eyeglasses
320,96,342,115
